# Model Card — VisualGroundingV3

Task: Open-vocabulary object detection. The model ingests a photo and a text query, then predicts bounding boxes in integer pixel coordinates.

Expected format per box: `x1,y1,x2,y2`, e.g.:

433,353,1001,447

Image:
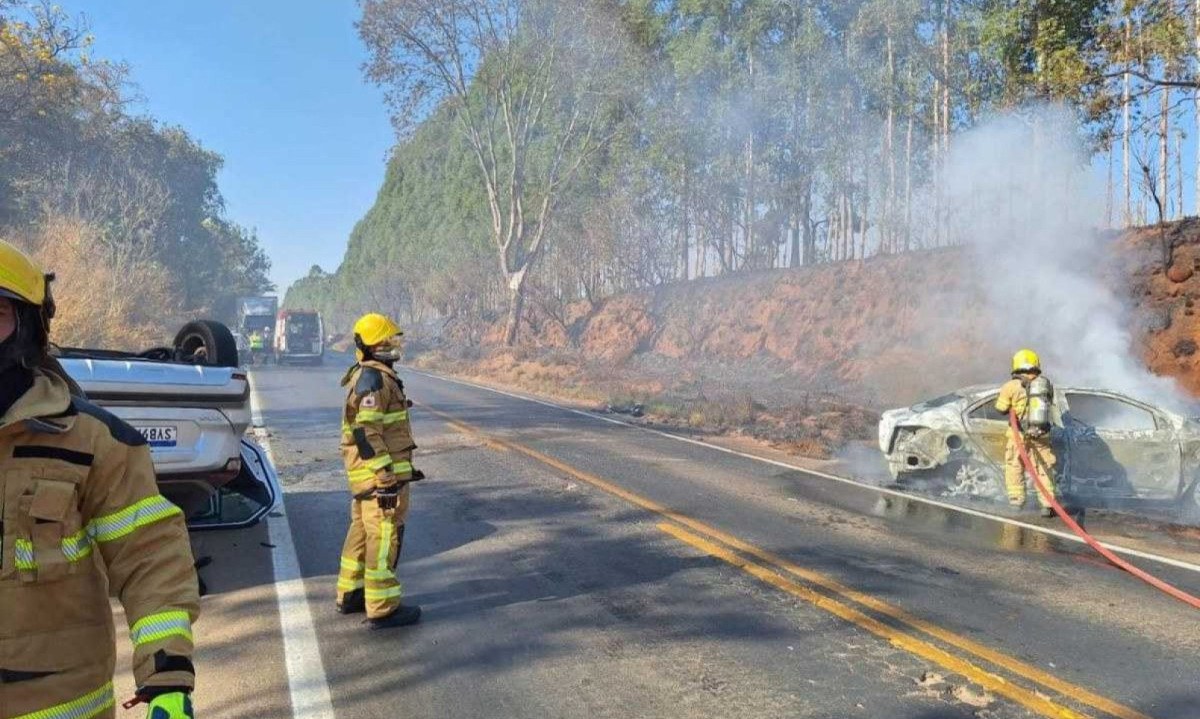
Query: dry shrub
788,438,833,459
31,216,182,350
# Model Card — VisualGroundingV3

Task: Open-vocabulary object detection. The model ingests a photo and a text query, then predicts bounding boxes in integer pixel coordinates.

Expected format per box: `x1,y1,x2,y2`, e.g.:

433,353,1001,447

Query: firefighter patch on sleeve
361,394,378,408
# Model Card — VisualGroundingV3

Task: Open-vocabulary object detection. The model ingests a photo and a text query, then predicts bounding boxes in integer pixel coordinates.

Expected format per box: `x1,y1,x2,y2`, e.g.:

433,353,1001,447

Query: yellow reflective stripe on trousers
365,586,402,601
340,556,365,573
392,460,413,475
88,495,182,543
130,609,193,647
382,410,408,423
13,531,94,571
365,453,394,471
376,519,393,571
337,578,365,591
13,680,114,719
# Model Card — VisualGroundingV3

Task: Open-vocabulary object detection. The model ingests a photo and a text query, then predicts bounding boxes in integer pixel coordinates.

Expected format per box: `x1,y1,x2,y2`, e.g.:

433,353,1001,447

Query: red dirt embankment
431,220,1200,458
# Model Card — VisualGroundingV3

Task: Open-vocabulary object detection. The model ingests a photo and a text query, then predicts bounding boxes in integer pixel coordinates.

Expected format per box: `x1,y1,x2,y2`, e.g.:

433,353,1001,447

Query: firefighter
995,349,1058,518
335,312,422,629
0,240,199,719
248,330,264,365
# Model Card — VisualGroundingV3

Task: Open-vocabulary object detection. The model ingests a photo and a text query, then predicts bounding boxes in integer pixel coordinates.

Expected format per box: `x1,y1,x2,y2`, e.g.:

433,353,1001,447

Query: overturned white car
57,320,279,529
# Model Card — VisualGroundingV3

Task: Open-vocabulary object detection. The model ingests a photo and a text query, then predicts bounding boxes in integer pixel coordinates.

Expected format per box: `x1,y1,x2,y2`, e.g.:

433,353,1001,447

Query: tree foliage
297,0,1197,343
0,2,272,346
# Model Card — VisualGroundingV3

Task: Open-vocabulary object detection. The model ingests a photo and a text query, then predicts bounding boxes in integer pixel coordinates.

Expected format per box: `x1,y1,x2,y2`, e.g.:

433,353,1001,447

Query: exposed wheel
174,320,239,368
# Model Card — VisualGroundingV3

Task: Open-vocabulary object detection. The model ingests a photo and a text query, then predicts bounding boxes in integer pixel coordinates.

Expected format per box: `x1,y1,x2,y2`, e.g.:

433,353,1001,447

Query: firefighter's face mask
370,334,404,364
0,298,42,373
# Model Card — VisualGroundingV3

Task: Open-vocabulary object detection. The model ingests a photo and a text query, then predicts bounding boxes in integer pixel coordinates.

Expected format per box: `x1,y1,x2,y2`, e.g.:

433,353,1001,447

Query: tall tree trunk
801,175,815,265
1106,144,1114,229
885,30,897,255
790,211,801,268
1160,82,1170,222
745,43,756,270
1178,130,1184,220
1195,0,1200,216
861,158,869,259
1123,16,1132,225
941,0,951,145
904,75,914,252
679,166,690,281
502,269,528,346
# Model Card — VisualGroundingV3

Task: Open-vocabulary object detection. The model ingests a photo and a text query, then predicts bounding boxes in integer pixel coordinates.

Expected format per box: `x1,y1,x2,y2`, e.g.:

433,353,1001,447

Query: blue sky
58,1,395,295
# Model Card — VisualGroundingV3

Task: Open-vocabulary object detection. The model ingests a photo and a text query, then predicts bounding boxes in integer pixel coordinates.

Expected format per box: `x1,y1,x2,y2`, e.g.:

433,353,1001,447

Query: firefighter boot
366,603,422,630
337,588,366,615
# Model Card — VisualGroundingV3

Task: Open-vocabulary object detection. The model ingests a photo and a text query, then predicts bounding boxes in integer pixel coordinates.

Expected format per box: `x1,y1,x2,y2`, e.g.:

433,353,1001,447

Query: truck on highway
237,295,278,364
274,309,324,365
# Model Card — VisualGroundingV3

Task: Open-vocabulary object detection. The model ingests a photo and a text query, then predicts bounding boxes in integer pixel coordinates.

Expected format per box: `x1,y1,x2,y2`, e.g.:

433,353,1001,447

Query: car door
1061,391,1180,501
963,394,1009,470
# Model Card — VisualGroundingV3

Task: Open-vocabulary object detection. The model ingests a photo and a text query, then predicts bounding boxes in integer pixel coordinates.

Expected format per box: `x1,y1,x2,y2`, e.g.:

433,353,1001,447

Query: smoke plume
940,108,1185,410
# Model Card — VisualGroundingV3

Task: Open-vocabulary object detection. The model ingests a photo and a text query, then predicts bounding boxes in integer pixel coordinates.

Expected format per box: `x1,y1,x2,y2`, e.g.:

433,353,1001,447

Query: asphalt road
148,362,1200,719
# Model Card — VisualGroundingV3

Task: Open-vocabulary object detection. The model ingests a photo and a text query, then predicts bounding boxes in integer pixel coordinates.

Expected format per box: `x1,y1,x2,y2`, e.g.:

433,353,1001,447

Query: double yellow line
425,406,1150,719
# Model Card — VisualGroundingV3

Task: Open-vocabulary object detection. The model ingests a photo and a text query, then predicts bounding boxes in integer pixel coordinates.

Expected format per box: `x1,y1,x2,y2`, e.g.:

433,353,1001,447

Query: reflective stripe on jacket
0,370,200,718
339,360,415,494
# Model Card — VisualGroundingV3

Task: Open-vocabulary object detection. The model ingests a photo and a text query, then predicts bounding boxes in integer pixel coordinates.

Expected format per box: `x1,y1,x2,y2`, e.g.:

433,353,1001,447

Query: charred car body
879,385,1200,520
57,320,279,529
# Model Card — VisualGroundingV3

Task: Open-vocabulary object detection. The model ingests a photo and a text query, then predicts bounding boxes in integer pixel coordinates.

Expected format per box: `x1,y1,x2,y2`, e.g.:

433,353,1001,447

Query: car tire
174,320,240,368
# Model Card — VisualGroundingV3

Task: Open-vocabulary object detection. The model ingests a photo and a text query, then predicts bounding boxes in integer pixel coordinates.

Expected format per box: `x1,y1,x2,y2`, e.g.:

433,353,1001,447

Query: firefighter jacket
340,360,415,496
995,378,1030,420
0,369,199,719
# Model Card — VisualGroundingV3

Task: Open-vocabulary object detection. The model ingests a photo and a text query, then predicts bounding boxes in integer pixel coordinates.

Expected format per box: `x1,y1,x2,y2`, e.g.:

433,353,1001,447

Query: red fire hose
1008,411,1200,610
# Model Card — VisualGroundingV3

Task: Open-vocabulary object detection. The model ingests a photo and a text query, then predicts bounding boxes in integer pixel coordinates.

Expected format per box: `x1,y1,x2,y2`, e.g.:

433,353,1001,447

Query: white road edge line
407,368,1200,576
248,371,337,719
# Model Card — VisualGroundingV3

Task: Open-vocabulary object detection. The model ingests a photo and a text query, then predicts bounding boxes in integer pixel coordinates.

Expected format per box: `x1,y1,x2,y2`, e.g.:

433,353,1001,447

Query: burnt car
879,385,1200,520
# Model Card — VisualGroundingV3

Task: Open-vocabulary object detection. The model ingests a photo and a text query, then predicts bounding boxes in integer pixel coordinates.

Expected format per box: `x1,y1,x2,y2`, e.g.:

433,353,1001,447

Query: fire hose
1008,411,1200,610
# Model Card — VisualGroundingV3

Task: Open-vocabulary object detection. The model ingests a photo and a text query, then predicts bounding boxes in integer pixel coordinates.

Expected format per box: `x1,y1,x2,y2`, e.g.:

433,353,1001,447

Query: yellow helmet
1012,349,1041,374
0,239,48,307
353,313,402,347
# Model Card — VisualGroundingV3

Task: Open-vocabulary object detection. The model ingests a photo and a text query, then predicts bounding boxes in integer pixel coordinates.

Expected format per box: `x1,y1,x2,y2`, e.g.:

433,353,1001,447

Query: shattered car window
1064,393,1157,432
968,397,1007,422
910,393,961,412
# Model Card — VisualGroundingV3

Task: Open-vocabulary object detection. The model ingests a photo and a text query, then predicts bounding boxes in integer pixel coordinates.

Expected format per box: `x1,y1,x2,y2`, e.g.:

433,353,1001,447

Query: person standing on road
0,240,200,719
335,312,422,629
995,349,1058,518
248,330,264,365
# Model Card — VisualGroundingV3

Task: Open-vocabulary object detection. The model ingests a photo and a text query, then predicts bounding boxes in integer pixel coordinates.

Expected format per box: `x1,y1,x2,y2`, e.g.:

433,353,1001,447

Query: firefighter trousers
337,485,410,618
1004,431,1056,508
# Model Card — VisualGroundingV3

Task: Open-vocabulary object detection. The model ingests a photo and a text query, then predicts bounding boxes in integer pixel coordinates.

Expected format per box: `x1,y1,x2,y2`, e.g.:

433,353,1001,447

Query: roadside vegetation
0,2,271,349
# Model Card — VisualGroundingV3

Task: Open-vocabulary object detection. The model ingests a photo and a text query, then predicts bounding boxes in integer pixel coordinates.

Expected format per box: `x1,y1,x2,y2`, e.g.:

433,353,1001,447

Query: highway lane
153,362,1200,718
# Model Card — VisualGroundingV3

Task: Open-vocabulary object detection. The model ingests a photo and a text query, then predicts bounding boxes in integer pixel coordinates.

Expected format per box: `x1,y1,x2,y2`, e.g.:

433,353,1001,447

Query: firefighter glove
377,486,400,511
147,692,194,719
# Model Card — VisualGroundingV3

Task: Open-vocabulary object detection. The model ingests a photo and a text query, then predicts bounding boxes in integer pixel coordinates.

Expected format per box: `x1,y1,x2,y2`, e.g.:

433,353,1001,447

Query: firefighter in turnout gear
995,349,1058,518
336,312,422,629
0,240,199,719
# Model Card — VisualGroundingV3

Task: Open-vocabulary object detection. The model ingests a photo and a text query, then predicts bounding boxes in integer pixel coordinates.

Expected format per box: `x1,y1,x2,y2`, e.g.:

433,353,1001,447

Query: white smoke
940,107,1185,410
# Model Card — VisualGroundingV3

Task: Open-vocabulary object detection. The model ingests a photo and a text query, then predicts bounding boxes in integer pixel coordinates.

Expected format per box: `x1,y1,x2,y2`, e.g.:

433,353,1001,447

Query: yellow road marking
659,522,1087,719
423,406,1150,719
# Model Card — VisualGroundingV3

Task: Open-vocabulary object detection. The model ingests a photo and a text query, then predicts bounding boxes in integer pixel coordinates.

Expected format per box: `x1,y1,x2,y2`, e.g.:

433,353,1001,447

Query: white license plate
135,425,178,448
